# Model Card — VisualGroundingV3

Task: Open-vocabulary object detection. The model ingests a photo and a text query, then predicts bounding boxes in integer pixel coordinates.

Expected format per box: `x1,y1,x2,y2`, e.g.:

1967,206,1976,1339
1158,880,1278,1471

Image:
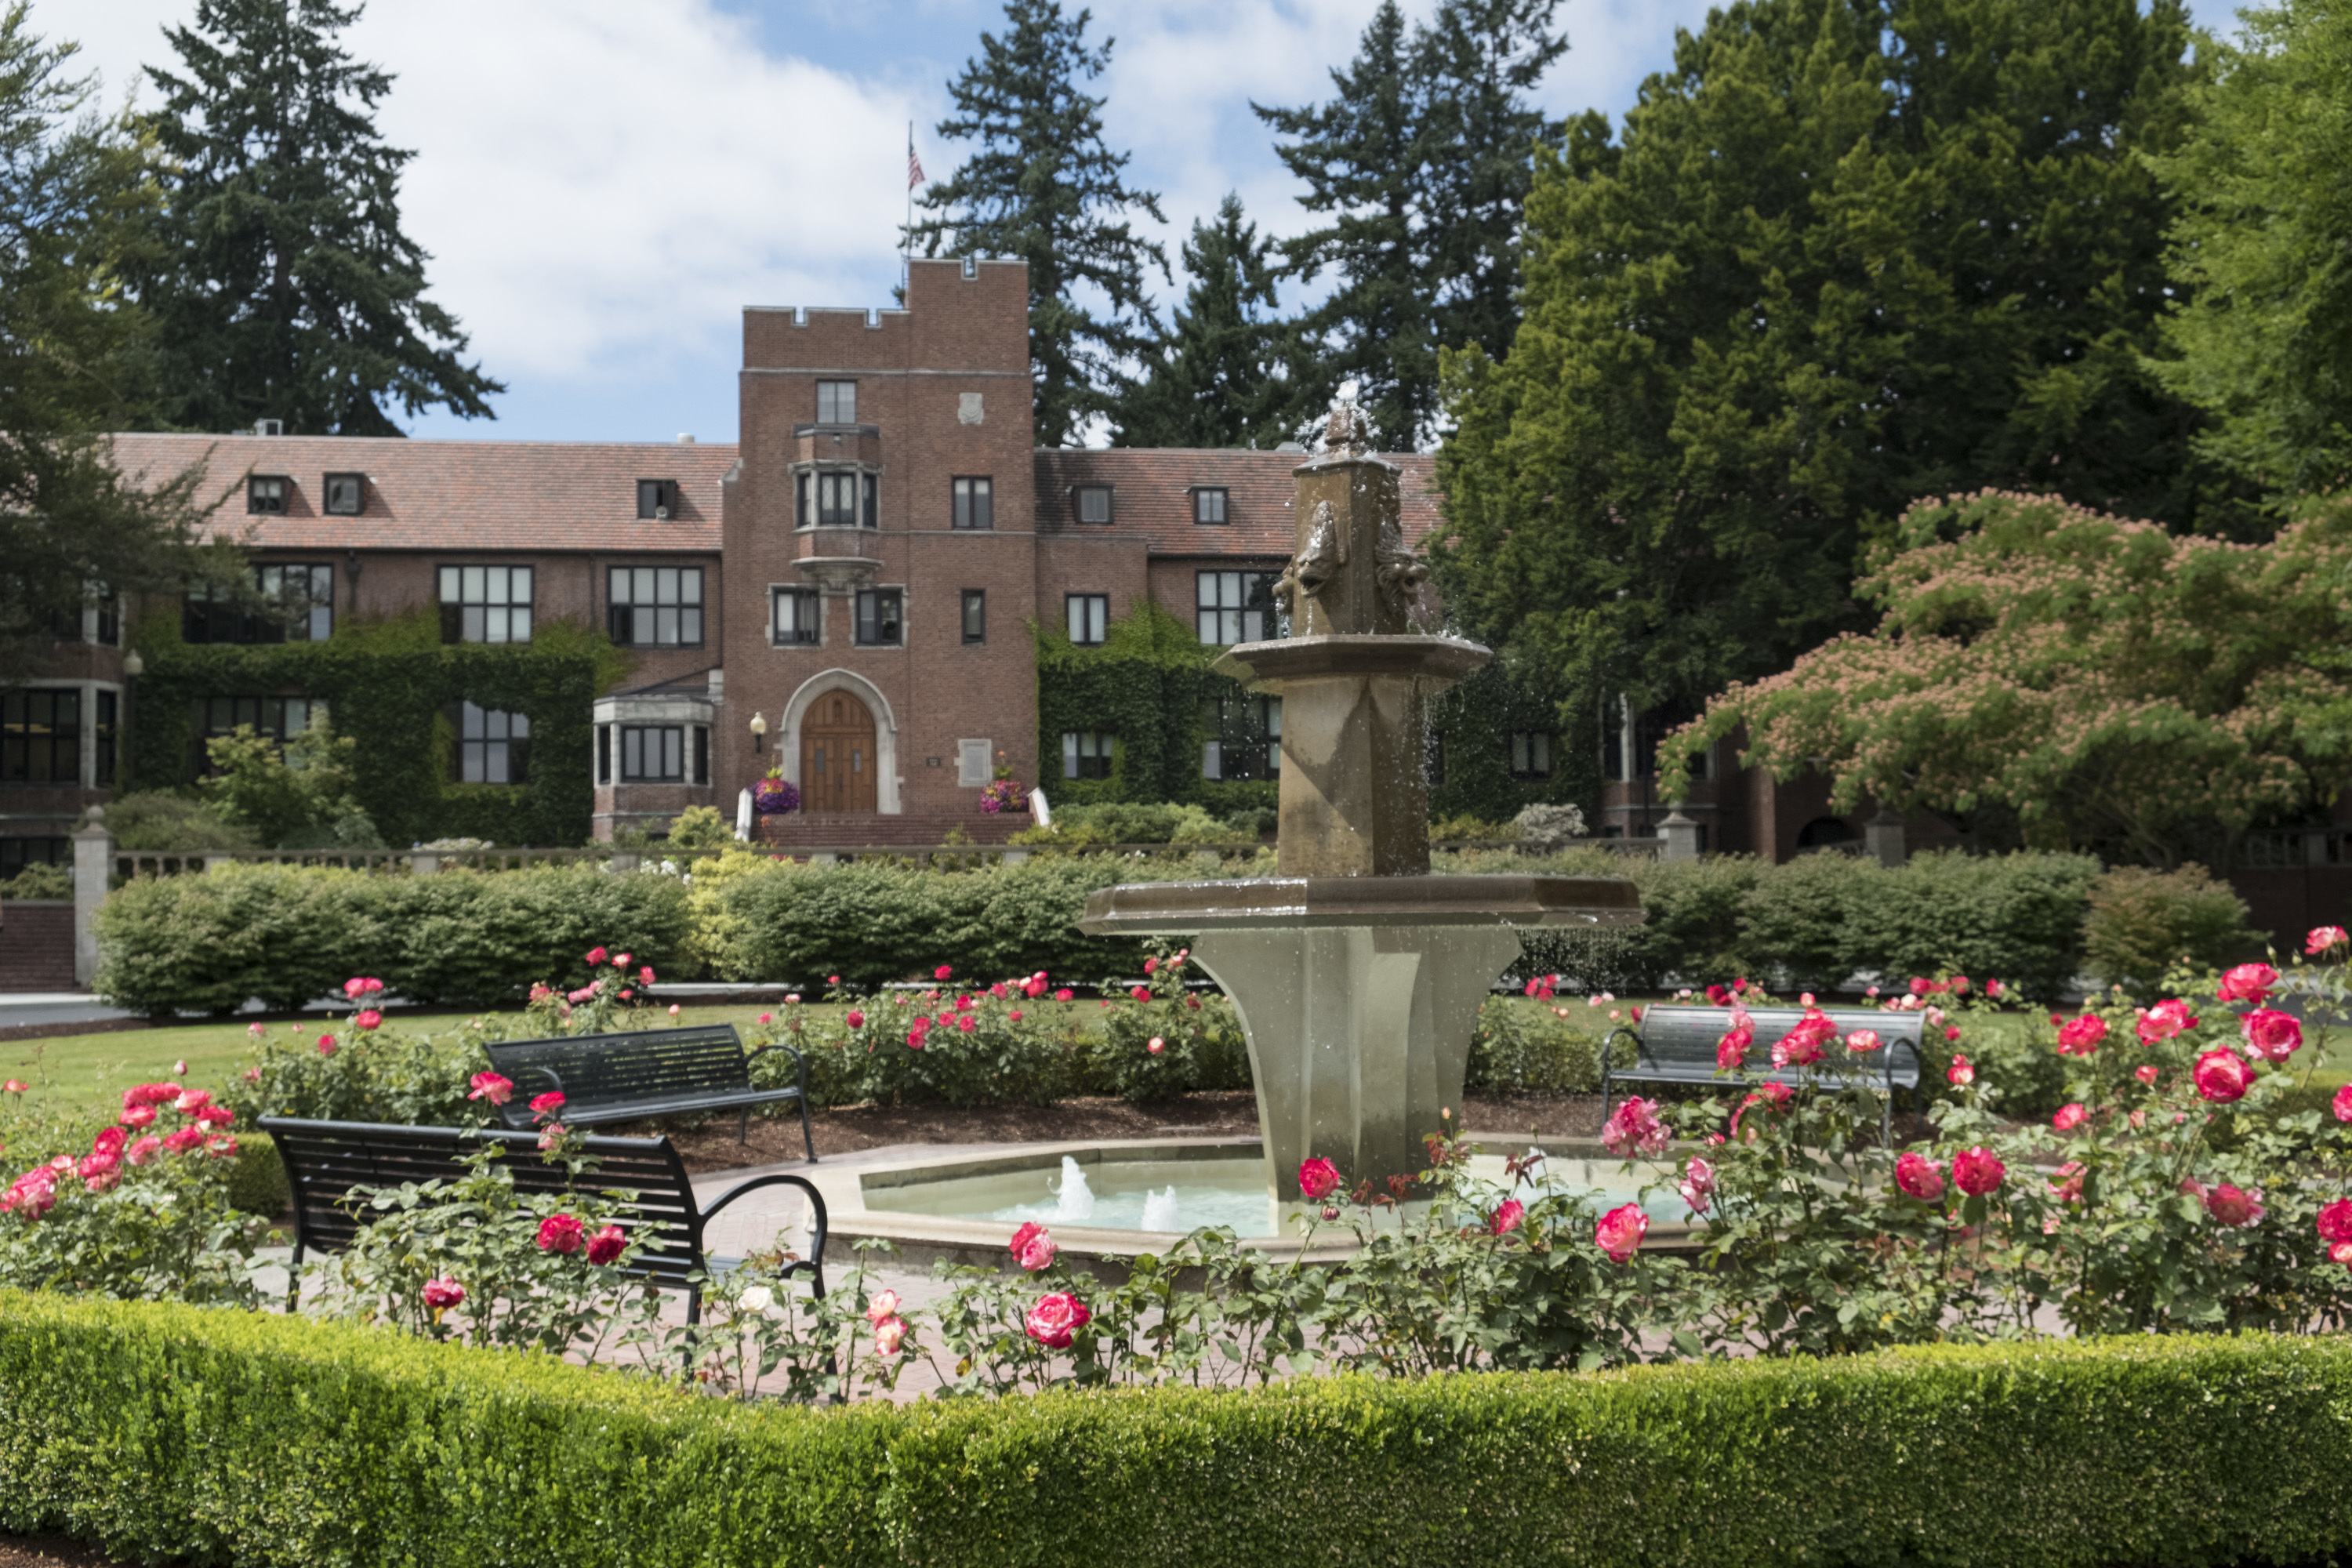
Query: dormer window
248,476,288,514
324,473,365,515
637,478,679,520
1075,485,1112,524
816,380,856,424
1193,487,1229,524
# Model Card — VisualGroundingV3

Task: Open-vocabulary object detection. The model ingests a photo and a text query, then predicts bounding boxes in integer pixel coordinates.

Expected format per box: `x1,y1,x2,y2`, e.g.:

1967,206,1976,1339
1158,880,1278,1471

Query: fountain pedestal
1076,403,1647,1205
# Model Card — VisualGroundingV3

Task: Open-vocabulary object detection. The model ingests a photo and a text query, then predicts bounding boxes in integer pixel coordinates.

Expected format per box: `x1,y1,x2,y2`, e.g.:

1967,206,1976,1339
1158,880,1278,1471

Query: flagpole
903,120,913,296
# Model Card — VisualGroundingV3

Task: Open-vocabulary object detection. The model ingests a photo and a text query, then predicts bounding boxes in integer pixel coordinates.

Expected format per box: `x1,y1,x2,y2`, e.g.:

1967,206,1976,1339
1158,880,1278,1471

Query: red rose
2307,926,2349,956
1704,984,1730,1007
2052,1103,2087,1132
1715,1023,1754,1070
2320,1200,2352,1247
935,965,953,981
1895,1151,1944,1202
586,1225,626,1265
467,1072,514,1105
1489,1199,1525,1236
586,946,608,965
1298,1157,1341,1201
2136,1064,2161,1086
1947,1054,1974,1087
423,1276,466,1309
354,1009,383,1032
2216,963,2280,1005
2241,1008,2303,1062
2056,1015,2107,1056
2334,1083,2352,1123
2137,999,2198,1046
1951,1146,2005,1196
1594,1203,1648,1263
529,1090,566,1120
536,1214,586,1254
1024,1290,1090,1348
2203,1184,2263,1228
2193,1049,2252,1103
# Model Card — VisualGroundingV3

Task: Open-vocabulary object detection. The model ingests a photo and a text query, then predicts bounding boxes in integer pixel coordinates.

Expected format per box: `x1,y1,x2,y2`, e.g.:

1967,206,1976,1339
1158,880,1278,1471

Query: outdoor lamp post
749,710,767,754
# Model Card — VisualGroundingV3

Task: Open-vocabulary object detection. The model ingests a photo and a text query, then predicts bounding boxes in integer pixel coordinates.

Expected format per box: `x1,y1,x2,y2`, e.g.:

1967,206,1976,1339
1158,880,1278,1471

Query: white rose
737,1285,775,1315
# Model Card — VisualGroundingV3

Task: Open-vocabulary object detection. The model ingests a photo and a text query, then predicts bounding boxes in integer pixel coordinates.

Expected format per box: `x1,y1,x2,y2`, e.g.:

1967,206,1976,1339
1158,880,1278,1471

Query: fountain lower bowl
1076,873,1646,935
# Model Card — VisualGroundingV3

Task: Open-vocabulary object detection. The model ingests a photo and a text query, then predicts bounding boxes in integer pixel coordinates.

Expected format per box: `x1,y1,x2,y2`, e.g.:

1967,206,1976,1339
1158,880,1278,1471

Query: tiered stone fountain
1078,406,1644,1209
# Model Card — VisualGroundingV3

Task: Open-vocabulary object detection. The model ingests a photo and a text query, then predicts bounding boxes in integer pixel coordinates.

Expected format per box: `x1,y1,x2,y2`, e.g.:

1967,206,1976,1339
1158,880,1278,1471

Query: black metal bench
483,1023,815,1162
259,1116,826,1323
1599,1005,1929,1139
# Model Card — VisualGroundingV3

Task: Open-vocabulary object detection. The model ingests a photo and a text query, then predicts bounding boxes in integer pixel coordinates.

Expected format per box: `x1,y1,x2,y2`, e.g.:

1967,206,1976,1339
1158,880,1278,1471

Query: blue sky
60,0,2209,446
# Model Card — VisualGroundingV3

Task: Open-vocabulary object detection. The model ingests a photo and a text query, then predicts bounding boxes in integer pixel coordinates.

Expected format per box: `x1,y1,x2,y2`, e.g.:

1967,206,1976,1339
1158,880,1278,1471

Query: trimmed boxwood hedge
3,1293,2350,1567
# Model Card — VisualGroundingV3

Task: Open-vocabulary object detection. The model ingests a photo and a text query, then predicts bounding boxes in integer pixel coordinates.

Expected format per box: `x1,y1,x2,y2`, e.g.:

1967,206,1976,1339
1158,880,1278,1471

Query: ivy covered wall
1425,658,1596,826
126,609,627,847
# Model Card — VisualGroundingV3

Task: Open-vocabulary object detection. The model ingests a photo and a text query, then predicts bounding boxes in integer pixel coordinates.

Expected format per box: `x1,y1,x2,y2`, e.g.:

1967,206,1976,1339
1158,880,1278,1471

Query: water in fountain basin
1138,1185,1181,1232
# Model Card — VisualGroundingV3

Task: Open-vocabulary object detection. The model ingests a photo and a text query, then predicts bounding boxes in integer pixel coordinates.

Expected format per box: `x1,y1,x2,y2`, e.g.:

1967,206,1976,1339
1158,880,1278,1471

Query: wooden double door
800,691,877,813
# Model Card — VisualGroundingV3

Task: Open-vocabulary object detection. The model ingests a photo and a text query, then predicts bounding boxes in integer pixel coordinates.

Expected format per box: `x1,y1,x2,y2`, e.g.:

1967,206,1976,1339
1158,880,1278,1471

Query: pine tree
0,3,244,686
908,0,1166,448
1254,0,1564,451
1112,194,1294,448
136,0,499,435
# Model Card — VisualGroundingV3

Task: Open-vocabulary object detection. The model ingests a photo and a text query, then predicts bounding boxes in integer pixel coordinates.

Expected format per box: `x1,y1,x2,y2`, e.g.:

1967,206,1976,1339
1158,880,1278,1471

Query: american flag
907,142,924,191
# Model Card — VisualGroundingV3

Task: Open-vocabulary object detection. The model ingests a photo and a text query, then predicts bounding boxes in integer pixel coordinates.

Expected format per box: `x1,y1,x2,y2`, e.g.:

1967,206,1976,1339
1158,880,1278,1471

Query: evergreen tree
136,0,499,435
2145,0,2352,501
1254,0,1564,451
907,0,1166,448
1434,0,2238,750
0,4,243,686
1112,193,1294,448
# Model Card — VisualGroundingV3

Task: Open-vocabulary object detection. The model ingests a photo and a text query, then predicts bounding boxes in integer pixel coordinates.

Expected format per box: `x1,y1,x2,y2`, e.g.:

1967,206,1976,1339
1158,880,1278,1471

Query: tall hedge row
92,862,693,1014
3,1294,2349,1567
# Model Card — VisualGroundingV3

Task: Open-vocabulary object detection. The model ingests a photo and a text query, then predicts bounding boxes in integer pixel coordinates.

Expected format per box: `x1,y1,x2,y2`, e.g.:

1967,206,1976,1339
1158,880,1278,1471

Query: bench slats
1599,1006,1932,1141
481,1022,815,1161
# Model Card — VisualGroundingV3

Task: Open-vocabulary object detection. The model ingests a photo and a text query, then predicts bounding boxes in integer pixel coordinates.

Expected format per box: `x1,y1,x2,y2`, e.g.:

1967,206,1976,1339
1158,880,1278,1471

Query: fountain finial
1325,398,1373,456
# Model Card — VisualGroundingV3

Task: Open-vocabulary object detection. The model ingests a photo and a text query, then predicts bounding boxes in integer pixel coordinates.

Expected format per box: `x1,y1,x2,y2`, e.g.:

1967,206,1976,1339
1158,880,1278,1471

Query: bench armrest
742,1040,809,1099
700,1171,829,1296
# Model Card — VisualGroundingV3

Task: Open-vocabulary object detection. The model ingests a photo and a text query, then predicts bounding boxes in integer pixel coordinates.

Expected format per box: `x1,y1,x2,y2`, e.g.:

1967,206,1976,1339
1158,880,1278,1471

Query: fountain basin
803,1135,1702,1274
1079,873,1646,932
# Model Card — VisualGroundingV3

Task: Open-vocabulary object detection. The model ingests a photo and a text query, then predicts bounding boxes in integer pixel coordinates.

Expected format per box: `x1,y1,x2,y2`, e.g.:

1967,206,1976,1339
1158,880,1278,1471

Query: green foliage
15,1300,2352,1566
1114,193,1297,448
236,1014,488,1127
133,0,500,434
0,862,71,899
1255,0,1566,448
1465,996,1614,1094
1660,492,2352,867
92,862,691,1015
223,1130,288,1218
1034,599,1214,807
1436,0,2241,744
83,790,257,851
906,0,1165,447
0,5,253,685
125,612,613,847
1083,947,1251,1100
1425,657,1589,825
663,805,732,851
2146,0,2352,499
198,722,380,848
2083,862,2261,993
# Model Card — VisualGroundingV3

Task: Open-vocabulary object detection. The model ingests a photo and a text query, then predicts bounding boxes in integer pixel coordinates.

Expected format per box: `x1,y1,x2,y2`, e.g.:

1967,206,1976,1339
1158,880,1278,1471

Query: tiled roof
1032,448,1443,558
103,433,735,554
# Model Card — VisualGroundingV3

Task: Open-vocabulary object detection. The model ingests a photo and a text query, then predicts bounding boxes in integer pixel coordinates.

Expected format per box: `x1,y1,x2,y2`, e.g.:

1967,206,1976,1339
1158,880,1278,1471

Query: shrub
1083,948,1251,1099
1857,849,2102,1003
0,862,71,900
79,791,258,852
92,862,692,1015
2084,862,2261,993
1734,851,1878,993
7,1298,2352,1568
1464,997,1616,1094
664,805,734,851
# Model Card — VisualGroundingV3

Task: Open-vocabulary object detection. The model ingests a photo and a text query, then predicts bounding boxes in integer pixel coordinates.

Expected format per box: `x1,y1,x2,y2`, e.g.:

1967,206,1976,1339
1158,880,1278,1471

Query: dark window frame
815,380,857,424
1062,731,1115,780
1201,690,1281,782
455,701,532,785
1196,569,1278,646
960,589,986,644
1192,487,1229,524
0,836,69,880
619,724,686,782
247,475,289,515
607,565,705,648
636,479,680,520
952,476,994,530
186,564,332,644
1074,485,1113,525
437,564,535,645
323,473,366,516
1508,731,1555,779
772,587,821,646
854,587,903,648
1066,593,1109,647
1,688,79,785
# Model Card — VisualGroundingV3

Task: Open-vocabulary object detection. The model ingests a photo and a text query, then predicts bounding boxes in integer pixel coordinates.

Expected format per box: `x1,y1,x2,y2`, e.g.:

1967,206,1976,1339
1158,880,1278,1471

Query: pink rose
1678,1155,1715,1214
529,1090,566,1119
1704,984,1731,1006
2241,1008,2303,1062
935,965,953,981
92,1127,127,1158
193,1105,234,1127
872,1316,907,1356
1895,1151,1945,1202
2049,1161,2085,1205
586,1225,626,1265
536,1214,586,1254
2052,1103,2088,1132
162,1127,205,1154
1489,1199,1525,1236
641,966,655,985
1845,1028,1883,1055
354,1010,383,1032
1,1080,24,1094
1143,957,1158,975
1952,1146,2005,1196
1601,1096,1669,1158
2056,1015,2107,1056
1715,1023,1754,1070
467,1072,514,1105
2335,1083,2352,1123
2193,1049,2252,1103
2319,1199,2352,1247
2216,963,2280,1005
586,946,608,965
1769,1013,1833,1068
1054,989,1075,1002
2137,1065,2161,1087
119,1105,155,1129
2333,1241,2352,1267
1146,1036,1165,1054
1595,1203,1648,1263
1298,1157,1341,1200
616,953,632,967
317,1034,337,1056
1024,1290,1090,1348
2137,999,2198,1046
423,1277,465,1309
125,1136,162,1167
2307,926,2348,956
2204,1184,2263,1228
846,1010,865,1029
866,1289,900,1326
1016,1230,1058,1271
77,1152,119,1190
1947,1054,1975,1087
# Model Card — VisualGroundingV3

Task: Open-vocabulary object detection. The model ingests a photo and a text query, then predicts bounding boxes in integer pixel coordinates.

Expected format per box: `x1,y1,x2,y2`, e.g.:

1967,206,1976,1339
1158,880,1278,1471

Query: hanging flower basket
980,777,1028,815
754,777,800,815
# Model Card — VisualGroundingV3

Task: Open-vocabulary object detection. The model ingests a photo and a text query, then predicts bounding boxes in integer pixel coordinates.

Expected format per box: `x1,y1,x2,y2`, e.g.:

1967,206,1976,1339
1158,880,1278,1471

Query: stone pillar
411,851,441,876
608,850,641,875
71,808,112,988
1865,807,1907,869
735,787,753,841
1657,810,1702,862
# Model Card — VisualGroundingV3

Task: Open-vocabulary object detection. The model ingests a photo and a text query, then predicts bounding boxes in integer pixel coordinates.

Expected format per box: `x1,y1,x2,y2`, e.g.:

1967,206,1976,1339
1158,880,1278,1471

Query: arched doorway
800,690,877,814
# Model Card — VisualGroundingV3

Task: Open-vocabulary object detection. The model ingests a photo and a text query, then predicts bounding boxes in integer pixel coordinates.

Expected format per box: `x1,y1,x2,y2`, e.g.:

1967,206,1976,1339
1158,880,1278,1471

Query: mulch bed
0,1536,131,1568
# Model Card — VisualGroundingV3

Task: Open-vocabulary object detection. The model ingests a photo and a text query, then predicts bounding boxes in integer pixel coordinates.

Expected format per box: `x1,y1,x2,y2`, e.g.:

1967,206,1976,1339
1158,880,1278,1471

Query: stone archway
780,669,901,815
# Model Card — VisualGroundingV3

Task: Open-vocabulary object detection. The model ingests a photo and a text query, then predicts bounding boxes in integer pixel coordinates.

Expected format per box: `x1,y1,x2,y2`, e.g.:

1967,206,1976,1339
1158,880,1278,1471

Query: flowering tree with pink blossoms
1658,490,2352,865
